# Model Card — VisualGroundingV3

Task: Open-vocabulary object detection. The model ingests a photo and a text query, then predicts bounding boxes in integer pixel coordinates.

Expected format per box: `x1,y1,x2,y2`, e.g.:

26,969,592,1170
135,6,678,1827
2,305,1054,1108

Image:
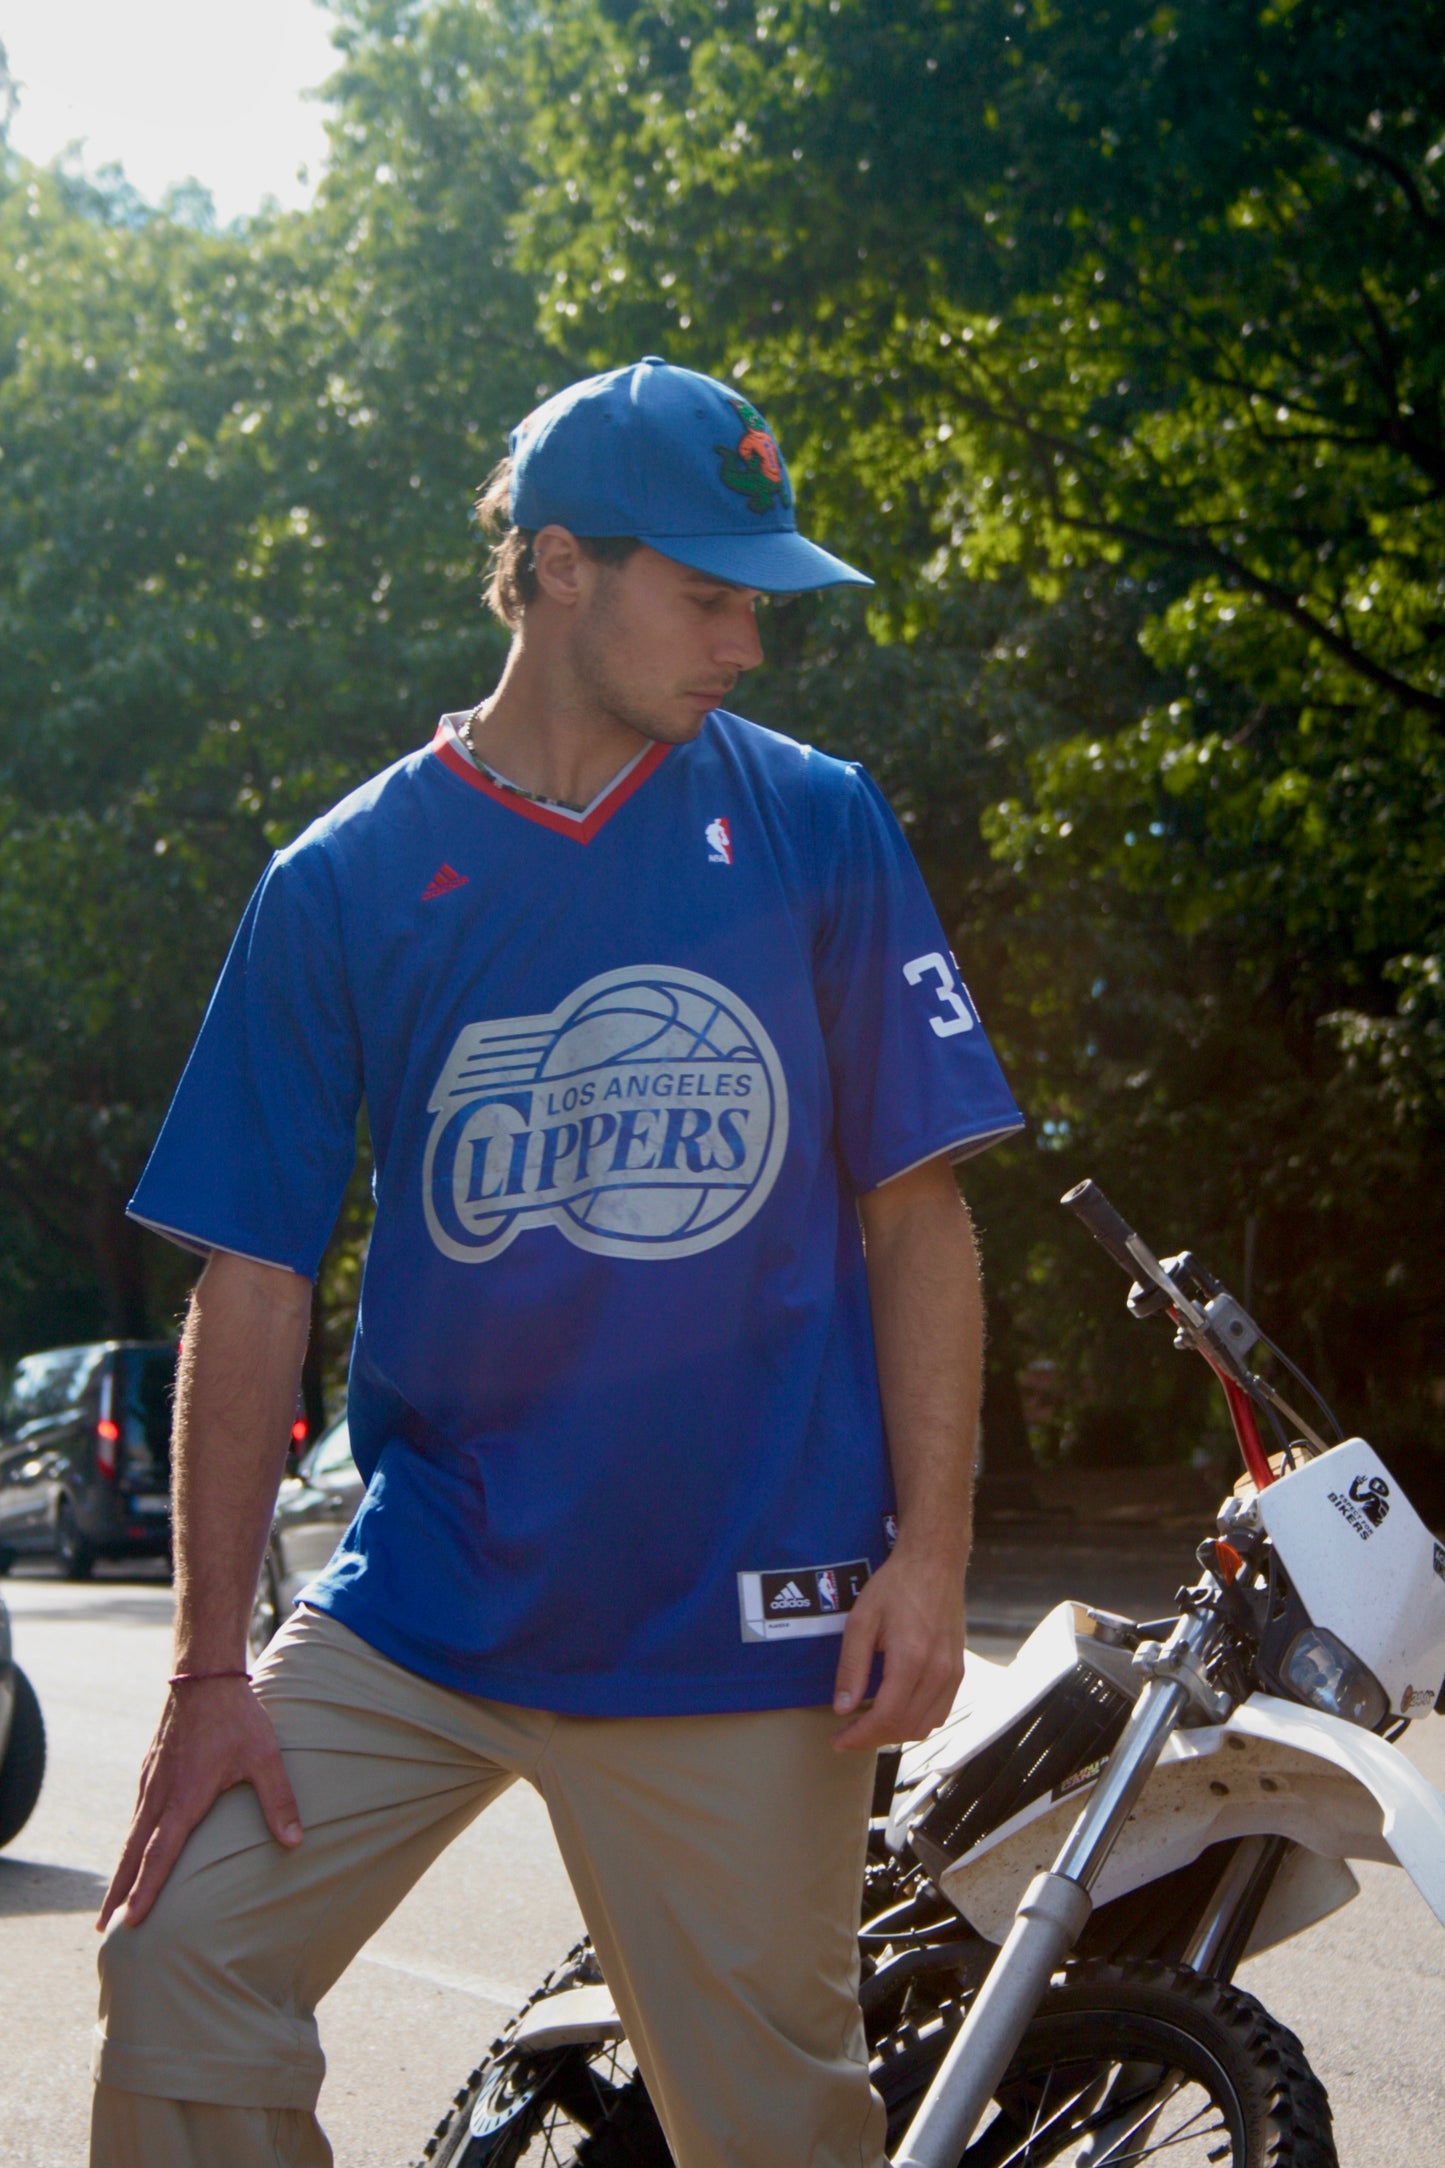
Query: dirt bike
413,1180,1445,2167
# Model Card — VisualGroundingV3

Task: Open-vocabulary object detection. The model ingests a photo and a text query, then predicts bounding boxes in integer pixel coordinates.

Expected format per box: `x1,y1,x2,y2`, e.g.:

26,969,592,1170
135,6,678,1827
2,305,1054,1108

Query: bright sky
2,0,339,222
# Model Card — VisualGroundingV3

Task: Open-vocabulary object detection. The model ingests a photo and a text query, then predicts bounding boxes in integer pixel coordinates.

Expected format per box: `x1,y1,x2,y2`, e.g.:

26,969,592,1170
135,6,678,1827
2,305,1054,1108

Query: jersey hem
863,1113,1027,1192
125,1209,314,1280
300,1589,843,1717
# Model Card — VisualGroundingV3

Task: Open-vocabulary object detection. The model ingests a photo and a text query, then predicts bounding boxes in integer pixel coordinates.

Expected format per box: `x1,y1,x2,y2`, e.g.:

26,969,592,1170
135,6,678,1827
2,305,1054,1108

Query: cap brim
638,528,873,593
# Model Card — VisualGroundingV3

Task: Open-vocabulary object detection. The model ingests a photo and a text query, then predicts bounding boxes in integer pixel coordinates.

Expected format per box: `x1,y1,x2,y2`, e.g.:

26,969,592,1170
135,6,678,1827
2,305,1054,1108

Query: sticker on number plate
738,1559,871,1642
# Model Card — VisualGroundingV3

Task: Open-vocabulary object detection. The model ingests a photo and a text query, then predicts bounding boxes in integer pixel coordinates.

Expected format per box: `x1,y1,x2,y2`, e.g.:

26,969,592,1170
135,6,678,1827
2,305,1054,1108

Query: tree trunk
976,1291,1039,1521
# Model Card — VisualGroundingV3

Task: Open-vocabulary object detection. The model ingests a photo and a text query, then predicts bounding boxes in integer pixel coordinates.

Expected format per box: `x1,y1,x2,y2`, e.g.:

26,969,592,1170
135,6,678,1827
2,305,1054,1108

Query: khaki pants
92,1607,885,2168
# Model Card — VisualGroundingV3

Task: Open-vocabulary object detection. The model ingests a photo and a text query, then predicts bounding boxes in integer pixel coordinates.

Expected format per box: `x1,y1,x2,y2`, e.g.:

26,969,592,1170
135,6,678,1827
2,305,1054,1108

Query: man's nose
718,606,764,672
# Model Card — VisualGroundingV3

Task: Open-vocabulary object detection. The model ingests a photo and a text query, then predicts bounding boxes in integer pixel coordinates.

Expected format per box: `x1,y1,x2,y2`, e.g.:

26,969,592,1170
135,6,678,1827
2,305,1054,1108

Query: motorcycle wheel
0,1665,47,1848
417,1942,668,2168
876,1958,1337,2167
418,1953,1335,2168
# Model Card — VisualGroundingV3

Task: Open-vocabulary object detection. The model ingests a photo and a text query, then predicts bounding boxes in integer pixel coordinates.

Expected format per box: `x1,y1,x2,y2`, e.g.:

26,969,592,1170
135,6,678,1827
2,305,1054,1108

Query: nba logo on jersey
705,816,732,865
817,1568,839,1613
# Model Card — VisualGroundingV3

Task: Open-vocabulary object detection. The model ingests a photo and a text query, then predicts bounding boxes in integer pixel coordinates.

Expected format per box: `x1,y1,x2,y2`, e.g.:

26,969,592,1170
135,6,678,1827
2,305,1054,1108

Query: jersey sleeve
128,845,363,1278
810,760,1024,1194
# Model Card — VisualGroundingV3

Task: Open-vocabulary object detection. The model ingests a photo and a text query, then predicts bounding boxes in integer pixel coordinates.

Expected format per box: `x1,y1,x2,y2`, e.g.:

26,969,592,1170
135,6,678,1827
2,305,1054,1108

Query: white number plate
132,1494,170,1515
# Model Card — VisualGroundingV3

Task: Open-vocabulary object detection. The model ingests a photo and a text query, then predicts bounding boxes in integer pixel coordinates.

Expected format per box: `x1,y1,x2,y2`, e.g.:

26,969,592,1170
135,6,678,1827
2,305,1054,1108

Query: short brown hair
476,458,642,628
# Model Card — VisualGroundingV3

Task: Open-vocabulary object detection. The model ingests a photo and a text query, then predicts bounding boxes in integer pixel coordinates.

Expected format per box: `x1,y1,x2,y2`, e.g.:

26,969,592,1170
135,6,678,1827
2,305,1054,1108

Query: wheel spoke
1071,2074,1187,2165
1068,2079,1228,2166
971,2065,1232,2168
976,2072,1107,2166
1090,2111,1231,2164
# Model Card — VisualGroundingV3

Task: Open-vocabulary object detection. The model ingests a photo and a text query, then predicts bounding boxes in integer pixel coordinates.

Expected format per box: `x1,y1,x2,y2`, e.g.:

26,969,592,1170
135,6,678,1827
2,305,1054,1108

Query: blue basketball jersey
130,711,1024,1715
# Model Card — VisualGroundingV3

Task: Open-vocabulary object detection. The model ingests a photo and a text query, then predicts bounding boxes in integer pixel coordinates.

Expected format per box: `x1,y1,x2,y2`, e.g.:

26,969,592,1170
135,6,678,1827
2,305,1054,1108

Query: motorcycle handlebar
1059,1180,1142,1280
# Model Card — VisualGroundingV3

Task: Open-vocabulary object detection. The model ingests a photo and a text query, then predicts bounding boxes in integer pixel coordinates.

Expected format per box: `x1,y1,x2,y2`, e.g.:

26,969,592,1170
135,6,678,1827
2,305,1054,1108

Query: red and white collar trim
432,714,669,844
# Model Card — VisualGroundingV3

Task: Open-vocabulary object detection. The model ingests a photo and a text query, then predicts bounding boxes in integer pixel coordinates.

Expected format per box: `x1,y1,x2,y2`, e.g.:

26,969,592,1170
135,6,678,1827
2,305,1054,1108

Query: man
92,358,1024,2168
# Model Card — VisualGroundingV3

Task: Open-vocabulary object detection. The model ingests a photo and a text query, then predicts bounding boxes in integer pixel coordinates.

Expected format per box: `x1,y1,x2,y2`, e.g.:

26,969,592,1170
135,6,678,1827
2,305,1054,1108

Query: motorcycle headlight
1280,1625,1389,1730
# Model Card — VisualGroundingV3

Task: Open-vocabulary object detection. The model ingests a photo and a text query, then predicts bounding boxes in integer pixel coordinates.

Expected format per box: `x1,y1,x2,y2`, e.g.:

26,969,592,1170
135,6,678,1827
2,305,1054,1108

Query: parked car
0,1591,46,1847
249,1413,363,1654
0,1341,178,1579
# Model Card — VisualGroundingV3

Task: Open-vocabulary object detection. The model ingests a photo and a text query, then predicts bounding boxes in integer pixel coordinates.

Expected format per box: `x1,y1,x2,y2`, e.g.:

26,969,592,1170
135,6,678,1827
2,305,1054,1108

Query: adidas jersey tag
738,1558,871,1642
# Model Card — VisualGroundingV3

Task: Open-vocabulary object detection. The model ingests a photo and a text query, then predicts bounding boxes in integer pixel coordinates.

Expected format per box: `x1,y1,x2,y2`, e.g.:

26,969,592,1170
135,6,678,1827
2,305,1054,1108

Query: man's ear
532,526,589,608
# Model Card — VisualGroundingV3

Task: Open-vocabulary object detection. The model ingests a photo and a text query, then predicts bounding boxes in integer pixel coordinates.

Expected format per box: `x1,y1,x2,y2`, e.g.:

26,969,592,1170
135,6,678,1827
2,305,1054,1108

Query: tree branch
931,359,1445,720
1057,511,1445,720
1302,125,1445,245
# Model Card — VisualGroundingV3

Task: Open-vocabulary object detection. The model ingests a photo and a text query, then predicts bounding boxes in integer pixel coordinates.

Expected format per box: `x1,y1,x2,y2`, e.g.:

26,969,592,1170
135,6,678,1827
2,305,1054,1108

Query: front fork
892,1594,1229,2168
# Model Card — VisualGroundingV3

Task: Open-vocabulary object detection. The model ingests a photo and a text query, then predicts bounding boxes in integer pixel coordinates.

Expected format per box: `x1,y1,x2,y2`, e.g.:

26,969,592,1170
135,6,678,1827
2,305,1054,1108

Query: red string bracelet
168,1669,251,1687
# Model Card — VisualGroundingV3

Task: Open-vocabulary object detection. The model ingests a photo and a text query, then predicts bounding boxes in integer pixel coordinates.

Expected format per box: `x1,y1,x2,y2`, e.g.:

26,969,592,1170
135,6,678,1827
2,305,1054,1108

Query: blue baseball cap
507,358,871,593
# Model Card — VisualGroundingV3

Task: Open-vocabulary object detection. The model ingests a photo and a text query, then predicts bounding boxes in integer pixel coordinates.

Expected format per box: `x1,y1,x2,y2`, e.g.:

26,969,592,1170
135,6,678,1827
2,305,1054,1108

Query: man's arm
832,1153,982,1751
98,1250,312,1930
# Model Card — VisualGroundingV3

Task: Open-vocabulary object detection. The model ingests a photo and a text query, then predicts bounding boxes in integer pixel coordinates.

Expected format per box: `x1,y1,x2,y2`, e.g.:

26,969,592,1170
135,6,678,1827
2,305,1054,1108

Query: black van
0,1342,178,1578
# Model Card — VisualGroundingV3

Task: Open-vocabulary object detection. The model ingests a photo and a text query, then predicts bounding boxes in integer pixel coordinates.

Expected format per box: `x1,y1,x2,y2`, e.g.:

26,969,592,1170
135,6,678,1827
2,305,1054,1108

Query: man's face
565,543,767,744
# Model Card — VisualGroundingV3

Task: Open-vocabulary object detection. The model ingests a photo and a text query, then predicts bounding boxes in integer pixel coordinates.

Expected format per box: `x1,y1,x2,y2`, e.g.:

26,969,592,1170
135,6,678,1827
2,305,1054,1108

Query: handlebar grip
1060,1180,1140,1278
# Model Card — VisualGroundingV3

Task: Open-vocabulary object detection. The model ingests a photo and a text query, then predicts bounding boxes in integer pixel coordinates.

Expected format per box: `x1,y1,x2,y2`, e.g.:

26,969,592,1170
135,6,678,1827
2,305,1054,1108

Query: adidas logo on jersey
767,1579,811,1611
421,863,469,901
705,816,732,865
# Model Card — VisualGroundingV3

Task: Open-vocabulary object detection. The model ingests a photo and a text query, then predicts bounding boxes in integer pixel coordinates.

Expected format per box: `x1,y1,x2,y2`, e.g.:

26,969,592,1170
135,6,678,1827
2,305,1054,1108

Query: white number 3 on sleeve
902,951,975,1038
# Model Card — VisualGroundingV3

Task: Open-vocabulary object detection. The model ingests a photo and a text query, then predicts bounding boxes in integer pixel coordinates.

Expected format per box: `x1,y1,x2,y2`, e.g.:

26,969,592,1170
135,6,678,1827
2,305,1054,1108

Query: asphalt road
2,1533,1441,2167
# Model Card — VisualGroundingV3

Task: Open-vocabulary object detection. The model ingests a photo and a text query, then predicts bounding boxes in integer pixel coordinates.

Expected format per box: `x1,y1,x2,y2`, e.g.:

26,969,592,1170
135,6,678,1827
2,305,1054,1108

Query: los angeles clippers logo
422,966,789,1263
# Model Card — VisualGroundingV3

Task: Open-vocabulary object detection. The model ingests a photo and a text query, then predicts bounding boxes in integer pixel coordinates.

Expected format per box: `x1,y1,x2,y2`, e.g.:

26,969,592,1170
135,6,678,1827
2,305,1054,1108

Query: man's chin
628,705,715,747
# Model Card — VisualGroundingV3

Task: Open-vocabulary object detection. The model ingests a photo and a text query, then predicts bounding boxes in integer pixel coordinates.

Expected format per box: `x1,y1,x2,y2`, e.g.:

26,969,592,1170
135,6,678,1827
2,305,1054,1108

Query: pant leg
89,2096,333,2168
91,1609,552,2168
538,1706,885,2168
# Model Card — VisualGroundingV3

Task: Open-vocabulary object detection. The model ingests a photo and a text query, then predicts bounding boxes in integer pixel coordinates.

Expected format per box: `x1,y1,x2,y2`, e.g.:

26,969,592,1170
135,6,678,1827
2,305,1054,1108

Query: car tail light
291,1419,309,1446
96,1417,120,1478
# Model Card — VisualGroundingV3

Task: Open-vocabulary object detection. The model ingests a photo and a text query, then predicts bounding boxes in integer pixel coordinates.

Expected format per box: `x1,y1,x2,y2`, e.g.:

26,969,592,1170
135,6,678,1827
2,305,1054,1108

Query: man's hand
831,1547,966,1751
839,1155,983,1753
97,1249,311,1933
98,1678,302,1931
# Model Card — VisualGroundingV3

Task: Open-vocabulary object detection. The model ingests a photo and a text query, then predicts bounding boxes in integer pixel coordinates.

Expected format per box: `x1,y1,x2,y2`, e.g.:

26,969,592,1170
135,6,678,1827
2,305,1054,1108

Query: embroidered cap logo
715,398,791,516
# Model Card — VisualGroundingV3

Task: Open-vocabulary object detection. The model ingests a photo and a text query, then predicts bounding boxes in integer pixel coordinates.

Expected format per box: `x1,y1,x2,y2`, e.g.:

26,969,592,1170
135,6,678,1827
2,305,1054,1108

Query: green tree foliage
512,0,1445,1482
3,0,1443,1492
520,0,1444,697
0,14,540,1355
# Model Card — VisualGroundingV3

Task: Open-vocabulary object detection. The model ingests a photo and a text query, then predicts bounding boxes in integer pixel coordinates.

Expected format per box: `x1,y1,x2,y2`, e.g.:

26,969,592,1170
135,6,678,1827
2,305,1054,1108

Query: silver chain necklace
460,703,589,814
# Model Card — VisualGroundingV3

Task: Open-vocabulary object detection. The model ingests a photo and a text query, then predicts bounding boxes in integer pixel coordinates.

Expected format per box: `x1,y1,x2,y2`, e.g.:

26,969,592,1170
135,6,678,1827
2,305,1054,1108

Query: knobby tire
417,1953,1336,2168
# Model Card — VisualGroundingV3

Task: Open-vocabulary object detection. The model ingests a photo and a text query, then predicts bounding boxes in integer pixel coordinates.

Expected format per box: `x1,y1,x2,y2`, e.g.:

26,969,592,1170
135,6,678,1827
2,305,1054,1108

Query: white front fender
936,1691,1445,1945
1228,1693,1445,1928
